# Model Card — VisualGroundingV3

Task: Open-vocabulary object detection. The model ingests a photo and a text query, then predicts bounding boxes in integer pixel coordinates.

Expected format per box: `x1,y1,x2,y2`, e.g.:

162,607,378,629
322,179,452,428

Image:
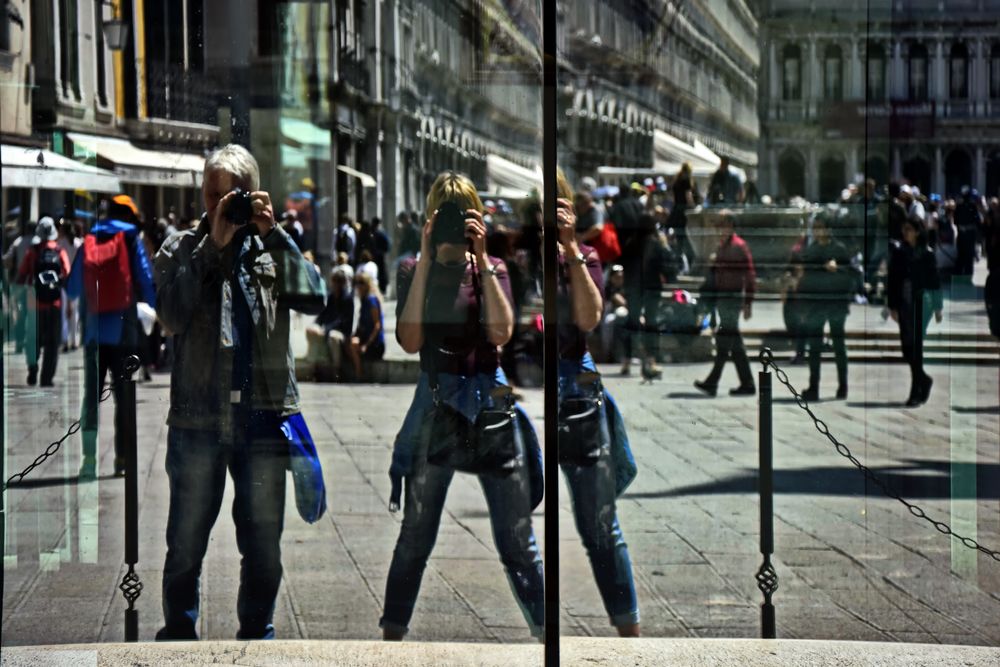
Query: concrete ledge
3,638,998,666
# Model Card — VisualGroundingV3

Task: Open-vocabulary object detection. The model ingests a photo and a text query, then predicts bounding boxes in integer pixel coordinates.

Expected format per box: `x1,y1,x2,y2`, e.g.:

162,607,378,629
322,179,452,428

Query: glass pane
556,0,1000,651
4,0,543,656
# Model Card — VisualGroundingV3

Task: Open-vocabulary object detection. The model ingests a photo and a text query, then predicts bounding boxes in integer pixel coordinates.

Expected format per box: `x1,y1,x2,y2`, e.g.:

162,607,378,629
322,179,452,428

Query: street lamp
101,2,129,52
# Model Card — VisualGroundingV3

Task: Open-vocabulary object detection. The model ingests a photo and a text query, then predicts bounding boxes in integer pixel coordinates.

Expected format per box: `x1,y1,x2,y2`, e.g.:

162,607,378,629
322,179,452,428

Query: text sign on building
822,102,935,140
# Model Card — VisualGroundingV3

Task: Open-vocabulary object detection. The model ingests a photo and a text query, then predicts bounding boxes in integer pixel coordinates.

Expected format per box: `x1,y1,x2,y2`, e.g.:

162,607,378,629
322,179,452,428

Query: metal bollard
756,348,778,639
118,355,143,642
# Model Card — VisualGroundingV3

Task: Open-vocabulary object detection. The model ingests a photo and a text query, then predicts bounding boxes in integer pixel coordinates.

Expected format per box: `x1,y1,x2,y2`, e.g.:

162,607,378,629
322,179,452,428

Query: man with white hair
153,144,326,640
898,184,925,223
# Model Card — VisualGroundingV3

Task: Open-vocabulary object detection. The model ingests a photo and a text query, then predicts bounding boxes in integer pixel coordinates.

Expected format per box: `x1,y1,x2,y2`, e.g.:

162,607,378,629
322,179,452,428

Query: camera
224,188,254,226
432,201,468,245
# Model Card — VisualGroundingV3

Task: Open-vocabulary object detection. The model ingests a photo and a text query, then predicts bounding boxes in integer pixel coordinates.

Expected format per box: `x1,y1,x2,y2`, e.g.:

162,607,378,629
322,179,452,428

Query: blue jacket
67,219,156,346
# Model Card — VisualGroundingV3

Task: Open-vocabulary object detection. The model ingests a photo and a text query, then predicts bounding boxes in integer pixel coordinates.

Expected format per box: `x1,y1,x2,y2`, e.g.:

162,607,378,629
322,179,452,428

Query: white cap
578,176,597,193
899,184,913,196
32,216,57,244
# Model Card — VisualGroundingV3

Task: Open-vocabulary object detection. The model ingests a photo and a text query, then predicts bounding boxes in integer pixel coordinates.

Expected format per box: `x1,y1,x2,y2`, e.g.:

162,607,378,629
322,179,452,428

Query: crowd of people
2,143,999,642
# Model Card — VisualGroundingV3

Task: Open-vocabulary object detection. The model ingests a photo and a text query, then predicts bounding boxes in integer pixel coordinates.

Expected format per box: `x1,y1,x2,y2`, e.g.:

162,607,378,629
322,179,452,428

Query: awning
67,133,204,187
1,144,121,192
281,117,331,164
337,164,376,188
652,129,719,177
485,154,541,199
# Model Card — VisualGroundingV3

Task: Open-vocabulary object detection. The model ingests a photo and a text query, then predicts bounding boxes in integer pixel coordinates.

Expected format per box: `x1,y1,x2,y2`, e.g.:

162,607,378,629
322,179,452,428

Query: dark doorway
902,156,931,195
864,154,889,188
819,155,846,203
945,149,972,197
778,150,806,200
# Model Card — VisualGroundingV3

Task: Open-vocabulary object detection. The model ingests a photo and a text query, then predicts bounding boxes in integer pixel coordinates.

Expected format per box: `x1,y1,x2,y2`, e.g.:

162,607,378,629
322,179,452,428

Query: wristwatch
570,251,587,266
480,262,499,278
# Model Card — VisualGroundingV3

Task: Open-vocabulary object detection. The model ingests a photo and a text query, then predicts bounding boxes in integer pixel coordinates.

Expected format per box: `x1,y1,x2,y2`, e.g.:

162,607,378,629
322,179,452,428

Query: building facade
559,0,760,184
757,0,1000,202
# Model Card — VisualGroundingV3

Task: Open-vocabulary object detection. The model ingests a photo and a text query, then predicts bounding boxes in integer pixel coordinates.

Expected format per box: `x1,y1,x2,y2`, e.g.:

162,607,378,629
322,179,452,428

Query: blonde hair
556,167,573,201
353,271,383,308
676,162,692,180
425,171,483,223
204,144,260,191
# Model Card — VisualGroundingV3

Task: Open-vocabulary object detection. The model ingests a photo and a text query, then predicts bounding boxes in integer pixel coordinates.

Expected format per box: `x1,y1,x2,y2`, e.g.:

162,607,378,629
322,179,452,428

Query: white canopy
67,133,204,187
651,129,748,182
1,144,121,192
485,154,541,199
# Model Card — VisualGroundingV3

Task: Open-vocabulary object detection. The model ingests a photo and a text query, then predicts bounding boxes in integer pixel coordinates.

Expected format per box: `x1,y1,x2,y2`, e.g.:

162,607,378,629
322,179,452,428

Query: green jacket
154,218,325,437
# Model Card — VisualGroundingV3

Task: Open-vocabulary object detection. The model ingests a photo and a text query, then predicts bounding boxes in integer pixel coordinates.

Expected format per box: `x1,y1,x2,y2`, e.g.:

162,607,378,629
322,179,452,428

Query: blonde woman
380,171,544,641
347,271,385,379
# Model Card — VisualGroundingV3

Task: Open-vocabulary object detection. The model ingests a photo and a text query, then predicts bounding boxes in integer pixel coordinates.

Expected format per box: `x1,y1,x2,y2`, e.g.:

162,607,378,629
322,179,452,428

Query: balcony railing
146,63,218,127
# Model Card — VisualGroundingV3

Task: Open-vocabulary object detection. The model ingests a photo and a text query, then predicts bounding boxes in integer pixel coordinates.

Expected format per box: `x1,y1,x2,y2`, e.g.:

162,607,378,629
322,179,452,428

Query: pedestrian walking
16,216,70,386
887,216,943,407
67,195,156,478
3,220,37,353
706,157,744,206
619,212,677,380
694,210,757,397
57,219,82,351
153,144,326,640
371,217,391,294
554,173,640,637
381,171,544,641
799,211,855,401
668,161,700,266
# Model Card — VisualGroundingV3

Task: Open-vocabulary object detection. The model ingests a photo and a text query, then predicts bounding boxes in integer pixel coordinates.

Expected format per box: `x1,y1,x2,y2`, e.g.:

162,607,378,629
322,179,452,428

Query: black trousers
705,302,754,388
80,343,135,462
805,301,848,390
26,307,62,384
897,300,929,392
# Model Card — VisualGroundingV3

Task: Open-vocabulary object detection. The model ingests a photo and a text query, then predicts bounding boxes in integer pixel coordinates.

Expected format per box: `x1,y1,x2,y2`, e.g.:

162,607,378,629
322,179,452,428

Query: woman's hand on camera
556,198,578,250
251,191,276,238
209,190,239,249
464,209,488,262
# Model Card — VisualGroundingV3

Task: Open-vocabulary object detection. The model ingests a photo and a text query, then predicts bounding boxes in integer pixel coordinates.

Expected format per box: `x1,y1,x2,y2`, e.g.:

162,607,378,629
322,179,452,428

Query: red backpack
83,232,133,313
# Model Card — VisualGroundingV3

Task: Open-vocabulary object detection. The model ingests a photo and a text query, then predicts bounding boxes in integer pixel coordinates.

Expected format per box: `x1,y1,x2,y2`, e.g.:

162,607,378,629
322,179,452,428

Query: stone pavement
3,638,999,666
2,340,999,648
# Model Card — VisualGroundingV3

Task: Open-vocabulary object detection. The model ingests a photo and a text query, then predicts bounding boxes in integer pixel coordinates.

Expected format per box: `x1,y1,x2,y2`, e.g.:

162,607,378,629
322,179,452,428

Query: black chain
759,349,1000,563
3,385,114,491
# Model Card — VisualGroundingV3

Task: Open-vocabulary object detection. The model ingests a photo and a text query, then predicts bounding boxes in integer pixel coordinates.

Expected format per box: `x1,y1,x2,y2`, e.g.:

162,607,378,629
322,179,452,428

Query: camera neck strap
425,254,486,402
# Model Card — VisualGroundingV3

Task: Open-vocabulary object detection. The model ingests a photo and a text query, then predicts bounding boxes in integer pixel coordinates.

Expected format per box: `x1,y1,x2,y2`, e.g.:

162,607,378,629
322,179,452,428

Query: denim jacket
154,218,325,438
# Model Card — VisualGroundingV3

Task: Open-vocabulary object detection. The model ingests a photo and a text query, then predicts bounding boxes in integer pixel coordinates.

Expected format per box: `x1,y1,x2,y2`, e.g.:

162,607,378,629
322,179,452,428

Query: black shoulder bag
558,371,610,466
425,258,521,475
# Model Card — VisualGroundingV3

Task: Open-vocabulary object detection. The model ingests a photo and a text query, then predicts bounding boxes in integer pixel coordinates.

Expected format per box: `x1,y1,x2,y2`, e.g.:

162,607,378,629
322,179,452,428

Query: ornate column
770,41,780,101
933,146,944,195
850,38,863,99
891,40,905,100
976,146,986,192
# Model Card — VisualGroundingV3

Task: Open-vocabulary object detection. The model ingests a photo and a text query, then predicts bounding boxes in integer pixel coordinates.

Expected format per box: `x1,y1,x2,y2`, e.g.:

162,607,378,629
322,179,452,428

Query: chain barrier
760,349,1000,563
3,385,114,491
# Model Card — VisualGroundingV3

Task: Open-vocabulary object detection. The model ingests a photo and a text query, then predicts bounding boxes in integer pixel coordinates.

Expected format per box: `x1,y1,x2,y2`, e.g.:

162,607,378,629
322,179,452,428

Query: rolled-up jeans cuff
378,619,408,637
609,610,640,627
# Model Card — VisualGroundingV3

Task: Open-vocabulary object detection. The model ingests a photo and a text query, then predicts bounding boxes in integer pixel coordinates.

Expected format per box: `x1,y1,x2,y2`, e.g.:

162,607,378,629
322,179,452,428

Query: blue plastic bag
281,413,327,523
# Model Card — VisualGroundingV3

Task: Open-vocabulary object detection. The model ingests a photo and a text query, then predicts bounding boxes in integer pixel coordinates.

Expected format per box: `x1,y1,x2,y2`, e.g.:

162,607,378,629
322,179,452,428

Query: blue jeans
158,410,288,640
381,373,545,638
559,355,640,627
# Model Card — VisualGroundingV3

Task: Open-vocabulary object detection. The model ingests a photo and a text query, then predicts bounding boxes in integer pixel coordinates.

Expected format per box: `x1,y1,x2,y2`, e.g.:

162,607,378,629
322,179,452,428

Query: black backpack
34,245,63,305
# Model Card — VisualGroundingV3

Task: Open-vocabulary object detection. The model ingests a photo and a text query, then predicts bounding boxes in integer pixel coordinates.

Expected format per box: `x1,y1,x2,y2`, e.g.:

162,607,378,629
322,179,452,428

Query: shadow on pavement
5,474,122,490
624,459,1000,500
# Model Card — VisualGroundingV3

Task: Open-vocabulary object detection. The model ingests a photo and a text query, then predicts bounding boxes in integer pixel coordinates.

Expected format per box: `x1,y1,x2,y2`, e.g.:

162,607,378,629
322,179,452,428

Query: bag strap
425,254,486,403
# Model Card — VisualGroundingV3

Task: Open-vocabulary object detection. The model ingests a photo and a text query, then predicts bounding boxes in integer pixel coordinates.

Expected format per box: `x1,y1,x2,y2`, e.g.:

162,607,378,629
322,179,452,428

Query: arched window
824,44,843,101
867,44,886,101
990,43,1000,99
950,43,969,99
909,43,928,101
782,44,802,100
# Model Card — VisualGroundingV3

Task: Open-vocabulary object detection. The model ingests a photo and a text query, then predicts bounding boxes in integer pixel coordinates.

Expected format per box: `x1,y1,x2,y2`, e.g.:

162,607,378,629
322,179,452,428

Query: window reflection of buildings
758,2,1000,202
560,0,760,181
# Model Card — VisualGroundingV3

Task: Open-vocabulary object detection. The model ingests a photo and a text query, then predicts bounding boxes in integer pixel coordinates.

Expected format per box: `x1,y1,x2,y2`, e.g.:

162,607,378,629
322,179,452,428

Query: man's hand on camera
210,190,239,249
251,191,276,238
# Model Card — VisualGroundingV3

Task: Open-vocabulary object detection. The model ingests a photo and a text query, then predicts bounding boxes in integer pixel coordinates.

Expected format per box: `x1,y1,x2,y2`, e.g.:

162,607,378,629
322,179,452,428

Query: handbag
558,372,610,466
424,258,521,475
281,413,328,523
591,221,622,263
